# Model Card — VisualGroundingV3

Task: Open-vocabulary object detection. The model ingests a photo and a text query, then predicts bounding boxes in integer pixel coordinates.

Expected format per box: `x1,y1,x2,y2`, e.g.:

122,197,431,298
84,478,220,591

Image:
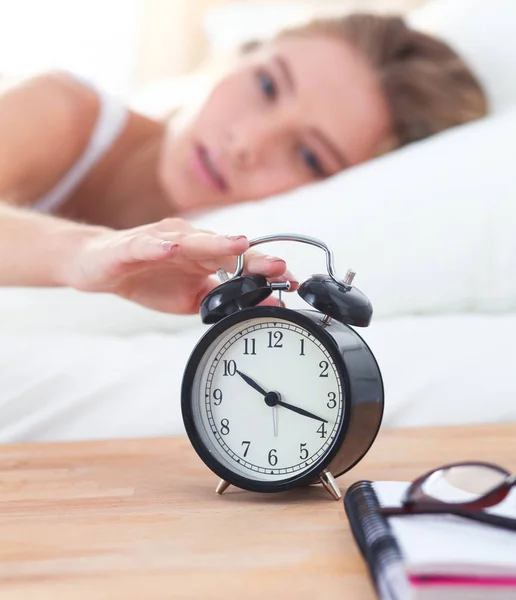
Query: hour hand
236,370,268,397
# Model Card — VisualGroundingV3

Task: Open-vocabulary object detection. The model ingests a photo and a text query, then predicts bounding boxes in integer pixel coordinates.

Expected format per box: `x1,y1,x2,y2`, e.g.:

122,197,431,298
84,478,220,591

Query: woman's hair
245,13,488,149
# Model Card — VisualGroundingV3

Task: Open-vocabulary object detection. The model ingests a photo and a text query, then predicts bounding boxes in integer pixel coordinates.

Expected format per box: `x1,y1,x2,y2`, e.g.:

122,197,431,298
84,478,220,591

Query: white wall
0,0,143,96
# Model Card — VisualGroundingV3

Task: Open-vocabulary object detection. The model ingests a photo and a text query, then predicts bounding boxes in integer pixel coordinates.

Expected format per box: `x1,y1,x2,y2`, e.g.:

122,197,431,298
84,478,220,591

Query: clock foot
319,470,342,501
215,479,231,495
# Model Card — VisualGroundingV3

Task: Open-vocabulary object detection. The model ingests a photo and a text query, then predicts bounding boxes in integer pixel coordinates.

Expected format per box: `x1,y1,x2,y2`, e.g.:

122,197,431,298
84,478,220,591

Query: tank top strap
32,72,128,214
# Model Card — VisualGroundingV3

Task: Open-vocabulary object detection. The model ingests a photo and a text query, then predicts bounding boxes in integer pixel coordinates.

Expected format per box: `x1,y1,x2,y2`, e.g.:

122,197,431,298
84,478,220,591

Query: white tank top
31,73,128,214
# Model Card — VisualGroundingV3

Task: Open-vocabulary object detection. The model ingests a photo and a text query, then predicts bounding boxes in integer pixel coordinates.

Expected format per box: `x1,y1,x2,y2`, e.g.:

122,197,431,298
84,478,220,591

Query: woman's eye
300,147,325,178
257,71,277,101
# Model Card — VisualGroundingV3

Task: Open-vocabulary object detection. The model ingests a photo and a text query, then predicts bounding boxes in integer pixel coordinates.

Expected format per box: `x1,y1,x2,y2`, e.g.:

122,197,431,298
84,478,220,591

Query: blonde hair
254,13,488,148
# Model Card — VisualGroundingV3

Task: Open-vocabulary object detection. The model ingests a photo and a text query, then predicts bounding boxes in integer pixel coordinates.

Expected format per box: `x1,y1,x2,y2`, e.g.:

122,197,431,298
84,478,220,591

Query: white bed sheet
1,311,515,443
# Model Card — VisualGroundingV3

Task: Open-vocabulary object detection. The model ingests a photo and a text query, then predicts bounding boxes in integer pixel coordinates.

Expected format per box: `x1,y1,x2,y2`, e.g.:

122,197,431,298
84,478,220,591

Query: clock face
183,309,347,490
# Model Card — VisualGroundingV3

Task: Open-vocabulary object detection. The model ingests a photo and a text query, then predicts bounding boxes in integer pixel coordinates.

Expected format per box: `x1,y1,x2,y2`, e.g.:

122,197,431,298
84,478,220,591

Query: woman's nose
226,119,279,169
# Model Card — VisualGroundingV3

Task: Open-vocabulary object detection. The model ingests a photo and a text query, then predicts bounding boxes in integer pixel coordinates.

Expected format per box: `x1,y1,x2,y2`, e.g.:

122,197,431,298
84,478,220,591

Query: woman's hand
64,218,297,314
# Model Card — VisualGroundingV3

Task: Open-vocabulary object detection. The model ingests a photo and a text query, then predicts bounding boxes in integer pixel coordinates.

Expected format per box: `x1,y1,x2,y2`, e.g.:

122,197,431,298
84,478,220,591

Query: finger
164,232,250,261
201,253,281,274
143,230,244,258
245,251,298,290
223,253,297,283
245,253,288,277
198,255,298,291
115,234,180,265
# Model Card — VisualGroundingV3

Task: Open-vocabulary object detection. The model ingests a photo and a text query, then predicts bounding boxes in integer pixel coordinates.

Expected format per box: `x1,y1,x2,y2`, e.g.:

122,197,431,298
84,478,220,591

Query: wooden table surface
0,423,514,600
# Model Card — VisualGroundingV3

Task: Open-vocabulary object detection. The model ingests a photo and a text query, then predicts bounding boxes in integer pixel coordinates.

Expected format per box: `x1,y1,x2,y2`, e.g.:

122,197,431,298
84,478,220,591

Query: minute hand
276,399,328,423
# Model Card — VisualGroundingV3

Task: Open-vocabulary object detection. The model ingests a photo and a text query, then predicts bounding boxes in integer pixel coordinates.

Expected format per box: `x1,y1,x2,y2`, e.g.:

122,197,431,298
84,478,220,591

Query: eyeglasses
378,461,516,531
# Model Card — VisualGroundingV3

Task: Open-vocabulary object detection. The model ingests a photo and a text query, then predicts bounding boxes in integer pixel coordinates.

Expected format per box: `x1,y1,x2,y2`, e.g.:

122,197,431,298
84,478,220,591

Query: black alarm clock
181,234,384,500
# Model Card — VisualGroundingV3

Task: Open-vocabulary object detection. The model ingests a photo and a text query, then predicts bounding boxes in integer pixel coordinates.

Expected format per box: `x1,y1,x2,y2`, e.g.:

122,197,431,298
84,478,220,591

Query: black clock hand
236,370,328,424
236,370,268,397
274,398,328,424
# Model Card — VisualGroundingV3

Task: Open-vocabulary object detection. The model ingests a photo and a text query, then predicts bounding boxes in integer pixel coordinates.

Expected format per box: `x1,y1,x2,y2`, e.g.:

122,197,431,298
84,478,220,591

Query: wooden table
0,423,514,600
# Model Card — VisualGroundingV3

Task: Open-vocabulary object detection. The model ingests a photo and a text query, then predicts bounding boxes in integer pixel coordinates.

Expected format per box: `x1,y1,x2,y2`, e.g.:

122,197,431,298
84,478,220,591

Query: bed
1,0,515,443
1,286,515,443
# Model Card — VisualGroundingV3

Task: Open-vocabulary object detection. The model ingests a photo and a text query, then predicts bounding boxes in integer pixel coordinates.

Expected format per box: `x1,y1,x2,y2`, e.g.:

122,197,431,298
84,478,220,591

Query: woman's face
158,33,392,213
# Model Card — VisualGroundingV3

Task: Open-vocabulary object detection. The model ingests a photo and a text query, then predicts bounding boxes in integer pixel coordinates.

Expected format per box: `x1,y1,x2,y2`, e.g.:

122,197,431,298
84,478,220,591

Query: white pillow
191,106,516,319
408,0,516,113
3,106,512,335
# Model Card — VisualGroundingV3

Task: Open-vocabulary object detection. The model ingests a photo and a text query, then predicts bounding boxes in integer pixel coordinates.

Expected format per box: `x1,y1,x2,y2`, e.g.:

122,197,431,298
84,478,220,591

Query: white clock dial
191,316,345,482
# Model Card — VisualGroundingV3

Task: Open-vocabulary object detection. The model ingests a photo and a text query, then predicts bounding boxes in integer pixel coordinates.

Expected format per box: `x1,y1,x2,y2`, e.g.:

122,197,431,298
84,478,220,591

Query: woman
0,14,487,315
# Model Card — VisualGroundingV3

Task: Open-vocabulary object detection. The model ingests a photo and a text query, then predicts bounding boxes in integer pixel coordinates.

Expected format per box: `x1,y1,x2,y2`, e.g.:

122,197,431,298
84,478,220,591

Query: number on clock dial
242,333,312,357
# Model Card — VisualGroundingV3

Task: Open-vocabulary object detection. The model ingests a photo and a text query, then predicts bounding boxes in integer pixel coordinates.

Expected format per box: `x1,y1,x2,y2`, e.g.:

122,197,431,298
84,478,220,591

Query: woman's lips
191,144,228,192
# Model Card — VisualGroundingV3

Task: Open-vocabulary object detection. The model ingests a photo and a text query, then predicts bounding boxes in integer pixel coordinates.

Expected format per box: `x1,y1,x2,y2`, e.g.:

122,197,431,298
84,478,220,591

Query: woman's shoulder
0,71,103,199
1,70,100,123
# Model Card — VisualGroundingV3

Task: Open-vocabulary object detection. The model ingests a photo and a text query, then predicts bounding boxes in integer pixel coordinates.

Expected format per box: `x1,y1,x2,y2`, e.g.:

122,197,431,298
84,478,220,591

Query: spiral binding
344,481,411,600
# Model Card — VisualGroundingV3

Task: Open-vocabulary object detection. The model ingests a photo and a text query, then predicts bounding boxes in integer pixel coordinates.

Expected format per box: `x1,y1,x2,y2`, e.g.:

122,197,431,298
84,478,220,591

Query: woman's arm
0,202,101,286
0,205,295,314
0,70,105,285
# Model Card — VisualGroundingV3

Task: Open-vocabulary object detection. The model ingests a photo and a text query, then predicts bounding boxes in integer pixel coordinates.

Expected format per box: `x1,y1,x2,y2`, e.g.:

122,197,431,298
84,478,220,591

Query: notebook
344,480,516,600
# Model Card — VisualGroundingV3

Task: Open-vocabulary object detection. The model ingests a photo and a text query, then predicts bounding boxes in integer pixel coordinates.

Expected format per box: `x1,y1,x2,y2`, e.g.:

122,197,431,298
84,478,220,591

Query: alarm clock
181,234,384,500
